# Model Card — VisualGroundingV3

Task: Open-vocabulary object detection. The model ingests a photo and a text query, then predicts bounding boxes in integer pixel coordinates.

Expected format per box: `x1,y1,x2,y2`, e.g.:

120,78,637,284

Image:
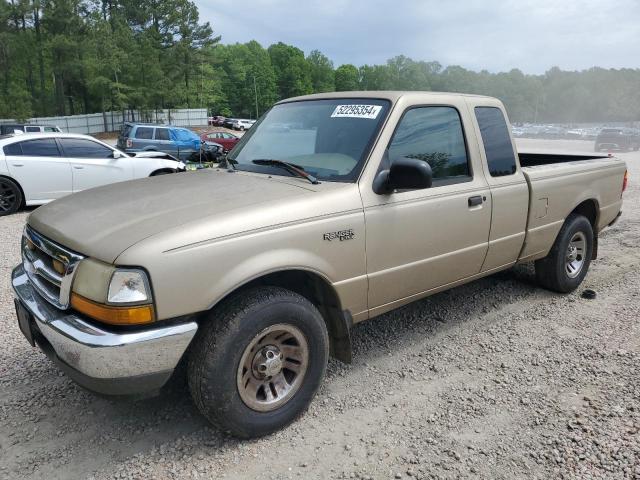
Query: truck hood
28,170,323,263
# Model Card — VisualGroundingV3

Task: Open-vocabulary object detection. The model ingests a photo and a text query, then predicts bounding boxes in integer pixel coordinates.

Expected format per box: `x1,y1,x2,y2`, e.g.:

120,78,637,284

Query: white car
232,119,255,131
0,133,185,215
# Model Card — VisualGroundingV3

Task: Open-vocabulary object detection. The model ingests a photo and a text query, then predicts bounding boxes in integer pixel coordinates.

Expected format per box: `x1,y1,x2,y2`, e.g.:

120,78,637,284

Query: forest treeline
2,0,639,123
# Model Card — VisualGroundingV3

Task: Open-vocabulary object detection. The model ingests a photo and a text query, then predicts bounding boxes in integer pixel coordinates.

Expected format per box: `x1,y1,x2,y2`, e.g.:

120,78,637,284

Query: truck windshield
227,98,390,182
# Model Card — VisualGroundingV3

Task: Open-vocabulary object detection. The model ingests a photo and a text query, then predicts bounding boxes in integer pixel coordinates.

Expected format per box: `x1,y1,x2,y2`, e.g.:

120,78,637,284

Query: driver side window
389,106,471,186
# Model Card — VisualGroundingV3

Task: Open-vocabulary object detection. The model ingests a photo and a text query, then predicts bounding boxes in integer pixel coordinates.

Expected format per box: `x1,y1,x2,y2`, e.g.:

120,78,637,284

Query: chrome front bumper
11,264,198,395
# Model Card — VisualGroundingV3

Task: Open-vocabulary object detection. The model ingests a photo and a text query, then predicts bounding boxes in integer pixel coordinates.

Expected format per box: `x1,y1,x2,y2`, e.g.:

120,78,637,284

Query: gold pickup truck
11,92,627,438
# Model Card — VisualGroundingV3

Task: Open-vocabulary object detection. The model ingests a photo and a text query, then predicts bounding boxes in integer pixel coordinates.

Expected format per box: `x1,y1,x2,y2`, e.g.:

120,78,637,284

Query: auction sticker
331,104,382,119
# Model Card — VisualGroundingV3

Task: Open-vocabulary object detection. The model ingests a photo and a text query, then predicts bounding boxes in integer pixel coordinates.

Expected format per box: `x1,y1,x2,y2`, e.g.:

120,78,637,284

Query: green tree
268,42,312,99
334,64,359,91
307,49,334,93
213,41,277,117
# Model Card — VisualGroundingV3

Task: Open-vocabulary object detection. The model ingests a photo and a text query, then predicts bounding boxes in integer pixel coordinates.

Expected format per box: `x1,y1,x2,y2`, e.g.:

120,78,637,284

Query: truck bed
517,153,626,263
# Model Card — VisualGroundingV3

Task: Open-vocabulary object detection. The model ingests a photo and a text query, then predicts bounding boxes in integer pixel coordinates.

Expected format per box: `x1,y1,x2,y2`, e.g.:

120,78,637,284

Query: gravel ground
0,139,638,480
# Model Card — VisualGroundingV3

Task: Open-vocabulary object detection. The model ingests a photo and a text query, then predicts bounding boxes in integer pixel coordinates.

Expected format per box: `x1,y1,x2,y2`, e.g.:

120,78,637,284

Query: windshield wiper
252,159,319,185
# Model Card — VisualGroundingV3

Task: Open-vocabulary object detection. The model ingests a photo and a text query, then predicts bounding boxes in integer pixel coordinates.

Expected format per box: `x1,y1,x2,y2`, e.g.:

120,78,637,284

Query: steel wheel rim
236,323,309,412
0,181,17,212
565,231,587,278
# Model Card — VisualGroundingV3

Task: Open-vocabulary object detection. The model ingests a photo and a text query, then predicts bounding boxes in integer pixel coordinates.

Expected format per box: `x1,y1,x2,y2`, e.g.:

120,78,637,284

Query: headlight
108,270,150,304
71,260,155,325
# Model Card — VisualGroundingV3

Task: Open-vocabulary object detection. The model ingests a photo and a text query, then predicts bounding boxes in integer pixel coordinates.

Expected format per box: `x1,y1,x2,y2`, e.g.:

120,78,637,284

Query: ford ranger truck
11,92,627,438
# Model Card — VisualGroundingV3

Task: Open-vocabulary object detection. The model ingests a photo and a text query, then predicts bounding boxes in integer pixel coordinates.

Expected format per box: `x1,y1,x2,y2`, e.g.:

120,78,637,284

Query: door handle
12,163,24,167
468,195,484,207
73,165,84,169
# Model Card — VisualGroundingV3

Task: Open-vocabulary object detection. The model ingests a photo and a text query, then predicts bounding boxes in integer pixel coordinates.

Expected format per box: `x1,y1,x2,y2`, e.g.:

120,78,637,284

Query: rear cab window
389,106,471,186
474,107,517,177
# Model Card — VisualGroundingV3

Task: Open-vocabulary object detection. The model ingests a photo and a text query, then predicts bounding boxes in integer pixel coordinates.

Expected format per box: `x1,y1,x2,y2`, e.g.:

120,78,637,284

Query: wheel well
0,175,25,207
570,199,599,259
571,199,598,228
149,169,175,176
225,270,353,363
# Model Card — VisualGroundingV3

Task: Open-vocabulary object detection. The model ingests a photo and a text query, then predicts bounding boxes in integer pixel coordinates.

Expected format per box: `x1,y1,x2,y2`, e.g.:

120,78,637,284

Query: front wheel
535,214,594,293
188,286,329,438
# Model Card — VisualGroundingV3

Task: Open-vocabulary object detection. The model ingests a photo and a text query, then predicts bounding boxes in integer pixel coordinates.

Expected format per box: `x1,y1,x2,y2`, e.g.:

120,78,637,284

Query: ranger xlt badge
323,229,355,241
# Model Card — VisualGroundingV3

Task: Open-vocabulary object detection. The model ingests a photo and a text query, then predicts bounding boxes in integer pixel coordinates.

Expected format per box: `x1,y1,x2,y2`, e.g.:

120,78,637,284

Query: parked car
511,126,526,138
232,119,255,131
582,127,601,140
594,128,640,152
10,92,627,438
208,116,226,126
0,133,185,215
565,128,585,139
540,125,566,139
117,123,201,161
0,124,62,135
222,118,236,129
200,131,240,152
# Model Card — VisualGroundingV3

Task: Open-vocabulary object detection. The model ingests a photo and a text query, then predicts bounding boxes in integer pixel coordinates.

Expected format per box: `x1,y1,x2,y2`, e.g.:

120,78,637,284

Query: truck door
361,104,492,313
470,102,529,271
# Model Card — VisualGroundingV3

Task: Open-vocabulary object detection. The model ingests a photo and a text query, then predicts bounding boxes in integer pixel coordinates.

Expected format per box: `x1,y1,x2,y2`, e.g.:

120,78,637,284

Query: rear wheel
0,178,22,216
188,286,329,438
535,214,593,293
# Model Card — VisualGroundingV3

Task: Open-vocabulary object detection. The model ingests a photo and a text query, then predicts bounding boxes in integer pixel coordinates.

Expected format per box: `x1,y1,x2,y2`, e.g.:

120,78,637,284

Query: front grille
22,226,84,310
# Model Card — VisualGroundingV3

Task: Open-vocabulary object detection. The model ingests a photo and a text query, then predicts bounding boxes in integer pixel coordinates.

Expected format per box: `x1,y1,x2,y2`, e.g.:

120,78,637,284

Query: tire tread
188,286,328,437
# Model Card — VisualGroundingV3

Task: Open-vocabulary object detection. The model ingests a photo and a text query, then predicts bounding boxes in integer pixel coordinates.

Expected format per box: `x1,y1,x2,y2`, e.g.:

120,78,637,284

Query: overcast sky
196,0,639,74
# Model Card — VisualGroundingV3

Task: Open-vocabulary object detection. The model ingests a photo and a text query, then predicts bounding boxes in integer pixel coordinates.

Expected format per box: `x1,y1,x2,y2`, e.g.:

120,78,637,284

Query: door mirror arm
373,157,433,195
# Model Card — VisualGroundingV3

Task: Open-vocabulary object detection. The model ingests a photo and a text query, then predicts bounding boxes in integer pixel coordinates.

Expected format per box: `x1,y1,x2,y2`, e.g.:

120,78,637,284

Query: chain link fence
0,109,208,134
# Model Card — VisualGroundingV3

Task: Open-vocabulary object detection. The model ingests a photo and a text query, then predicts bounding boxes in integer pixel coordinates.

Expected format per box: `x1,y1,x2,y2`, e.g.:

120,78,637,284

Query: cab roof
278,91,496,104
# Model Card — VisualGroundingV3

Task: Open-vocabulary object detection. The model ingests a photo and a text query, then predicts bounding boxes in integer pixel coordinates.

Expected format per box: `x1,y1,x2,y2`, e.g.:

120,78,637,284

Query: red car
200,131,240,152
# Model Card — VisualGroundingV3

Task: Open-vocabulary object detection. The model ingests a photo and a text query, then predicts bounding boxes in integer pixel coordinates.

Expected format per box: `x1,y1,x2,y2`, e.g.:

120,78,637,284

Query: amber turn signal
70,293,155,325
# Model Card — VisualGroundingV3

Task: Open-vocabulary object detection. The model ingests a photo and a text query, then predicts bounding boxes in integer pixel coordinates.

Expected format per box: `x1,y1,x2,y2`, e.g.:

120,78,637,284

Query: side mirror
373,157,433,194
112,150,123,159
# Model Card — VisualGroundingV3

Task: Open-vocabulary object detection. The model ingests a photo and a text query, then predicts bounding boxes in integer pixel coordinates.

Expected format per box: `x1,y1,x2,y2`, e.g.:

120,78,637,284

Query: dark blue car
117,123,201,161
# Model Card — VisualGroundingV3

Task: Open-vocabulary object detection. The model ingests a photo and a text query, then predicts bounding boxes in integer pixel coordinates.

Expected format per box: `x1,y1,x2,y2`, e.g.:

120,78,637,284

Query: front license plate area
15,299,35,347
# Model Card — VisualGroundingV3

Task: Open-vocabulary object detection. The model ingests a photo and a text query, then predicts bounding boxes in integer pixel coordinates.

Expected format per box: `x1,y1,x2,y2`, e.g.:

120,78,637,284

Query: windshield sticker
331,105,382,119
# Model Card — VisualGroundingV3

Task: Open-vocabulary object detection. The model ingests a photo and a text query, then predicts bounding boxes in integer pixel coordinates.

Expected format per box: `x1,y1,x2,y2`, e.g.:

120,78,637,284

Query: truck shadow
349,262,542,358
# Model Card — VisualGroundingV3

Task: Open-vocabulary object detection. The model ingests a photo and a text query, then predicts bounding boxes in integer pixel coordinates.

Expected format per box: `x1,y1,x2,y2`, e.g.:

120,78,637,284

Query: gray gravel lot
0,139,638,479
